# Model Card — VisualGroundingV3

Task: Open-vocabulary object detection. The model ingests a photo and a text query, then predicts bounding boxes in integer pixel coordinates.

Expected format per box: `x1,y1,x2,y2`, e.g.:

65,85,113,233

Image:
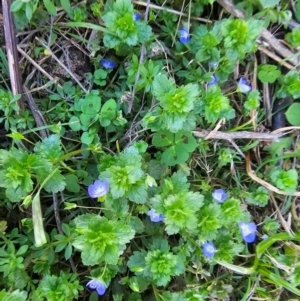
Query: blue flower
209,62,218,68
133,12,141,21
88,180,109,198
207,74,218,86
178,28,190,44
147,208,164,222
238,77,252,93
212,189,228,203
86,279,107,296
238,222,257,243
202,241,217,258
100,59,115,69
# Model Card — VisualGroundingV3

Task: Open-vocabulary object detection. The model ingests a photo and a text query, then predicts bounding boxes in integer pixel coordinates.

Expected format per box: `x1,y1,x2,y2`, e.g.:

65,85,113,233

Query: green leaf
69,116,81,131
25,3,33,21
161,145,189,166
6,131,24,140
34,134,63,161
270,168,298,194
80,113,97,128
259,0,280,8
201,86,235,123
197,203,223,240
151,191,204,235
296,0,300,22
43,0,57,15
81,94,101,114
60,0,71,13
64,243,72,260
65,174,80,193
258,64,281,83
100,99,116,121
73,214,135,265
10,1,24,12
32,193,47,247
152,74,175,99
127,250,147,273
152,130,173,147
16,245,28,256
81,131,95,145
263,136,292,157
43,170,66,193
244,90,260,111
174,131,198,152
136,21,152,43
147,160,168,180
277,70,300,99
286,103,300,126
0,289,28,301
258,266,300,296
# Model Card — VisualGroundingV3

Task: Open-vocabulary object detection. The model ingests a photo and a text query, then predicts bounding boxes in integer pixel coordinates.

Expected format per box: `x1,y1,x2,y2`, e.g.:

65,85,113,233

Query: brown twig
2,0,24,110
23,85,49,139
17,46,58,83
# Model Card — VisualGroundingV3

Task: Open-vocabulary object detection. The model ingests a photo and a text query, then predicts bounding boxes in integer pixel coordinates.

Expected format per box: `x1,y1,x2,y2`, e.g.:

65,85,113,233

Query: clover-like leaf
152,130,174,147
81,94,101,115
258,64,281,83
161,145,189,166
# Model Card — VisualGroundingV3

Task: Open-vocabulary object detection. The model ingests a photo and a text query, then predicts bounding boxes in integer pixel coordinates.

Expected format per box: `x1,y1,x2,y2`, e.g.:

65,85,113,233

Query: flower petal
212,189,227,203
100,59,115,69
178,28,190,44
147,208,164,222
207,74,218,86
202,241,217,258
238,77,252,93
88,180,109,198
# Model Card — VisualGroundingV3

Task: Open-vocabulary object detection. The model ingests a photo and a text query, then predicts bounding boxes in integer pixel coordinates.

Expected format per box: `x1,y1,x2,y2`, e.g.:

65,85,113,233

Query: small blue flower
207,74,218,86
261,234,268,240
88,180,109,198
100,59,115,69
202,241,217,258
209,62,218,68
212,189,228,203
238,77,252,93
238,222,257,243
133,12,141,21
147,208,164,222
178,28,190,44
86,279,107,296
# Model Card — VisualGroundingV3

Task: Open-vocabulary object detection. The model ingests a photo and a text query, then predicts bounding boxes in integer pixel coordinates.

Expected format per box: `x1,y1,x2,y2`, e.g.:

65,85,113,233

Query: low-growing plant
1,0,300,300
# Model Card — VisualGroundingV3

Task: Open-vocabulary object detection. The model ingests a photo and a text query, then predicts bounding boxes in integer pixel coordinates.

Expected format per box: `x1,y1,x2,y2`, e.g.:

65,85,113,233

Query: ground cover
1,0,300,300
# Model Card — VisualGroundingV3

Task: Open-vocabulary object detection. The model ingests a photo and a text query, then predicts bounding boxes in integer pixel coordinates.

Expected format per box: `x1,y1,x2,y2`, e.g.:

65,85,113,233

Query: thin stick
2,0,24,110
193,130,282,141
35,37,88,93
17,46,60,83
204,118,225,140
258,46,295,70
132,0,212,23
23,85,49,139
